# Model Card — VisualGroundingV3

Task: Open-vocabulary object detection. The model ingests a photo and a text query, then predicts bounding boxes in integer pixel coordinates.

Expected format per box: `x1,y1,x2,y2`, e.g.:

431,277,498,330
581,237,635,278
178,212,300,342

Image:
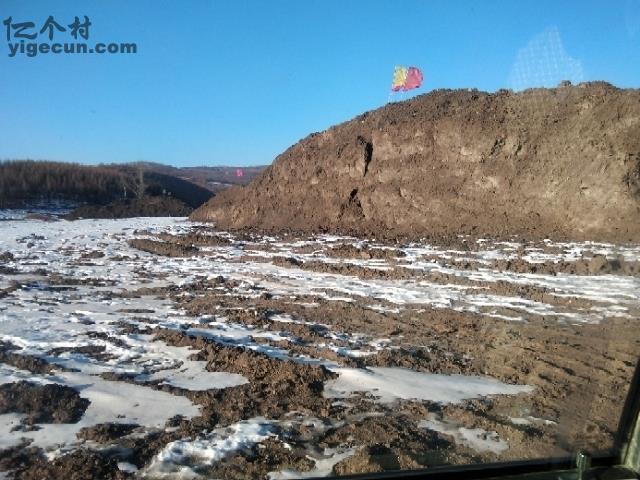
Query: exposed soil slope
191,82,640,241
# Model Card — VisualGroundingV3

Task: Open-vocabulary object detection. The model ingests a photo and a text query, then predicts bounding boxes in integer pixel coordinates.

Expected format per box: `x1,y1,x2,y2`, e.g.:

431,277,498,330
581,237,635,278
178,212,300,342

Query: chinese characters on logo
3,15,136,57
4,15,92,42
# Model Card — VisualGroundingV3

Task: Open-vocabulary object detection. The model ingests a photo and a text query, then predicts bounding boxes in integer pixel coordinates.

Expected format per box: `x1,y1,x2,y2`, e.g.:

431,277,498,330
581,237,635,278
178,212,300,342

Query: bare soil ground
1,219,638,479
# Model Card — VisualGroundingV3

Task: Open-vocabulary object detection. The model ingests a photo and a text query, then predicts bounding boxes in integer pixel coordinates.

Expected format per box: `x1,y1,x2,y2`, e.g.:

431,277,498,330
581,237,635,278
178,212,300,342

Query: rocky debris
0,342,56,375
333,445,438,475
128,238,198,257
0,448,130,480
0,251,15,262
192,83,640,242
584,254,639,275
0,443,46,477
80,250,106,260
364,346,475,375
296,260,409,280
47,345,115,362
195,438,316,480
328,243,405,260
0,266,18,276
47,274,117,287
77,423,140,443
157,231,232,247
327,417,457,473
493,254,640,276
154,329,336,425
271,255,304,267
0,381,89,424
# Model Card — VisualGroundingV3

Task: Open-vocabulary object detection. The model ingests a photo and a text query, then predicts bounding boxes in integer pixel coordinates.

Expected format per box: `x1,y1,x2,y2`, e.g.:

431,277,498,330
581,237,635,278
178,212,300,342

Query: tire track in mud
159,261,637,461
229,250,638,324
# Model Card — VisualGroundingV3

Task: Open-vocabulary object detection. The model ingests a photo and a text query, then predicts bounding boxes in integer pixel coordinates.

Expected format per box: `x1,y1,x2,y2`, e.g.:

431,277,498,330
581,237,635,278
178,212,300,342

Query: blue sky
1,1,639,167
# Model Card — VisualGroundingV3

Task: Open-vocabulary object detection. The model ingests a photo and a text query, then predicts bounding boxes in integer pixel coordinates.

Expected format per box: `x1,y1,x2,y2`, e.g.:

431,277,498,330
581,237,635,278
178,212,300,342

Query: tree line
0,160,213,208
1,160,145,207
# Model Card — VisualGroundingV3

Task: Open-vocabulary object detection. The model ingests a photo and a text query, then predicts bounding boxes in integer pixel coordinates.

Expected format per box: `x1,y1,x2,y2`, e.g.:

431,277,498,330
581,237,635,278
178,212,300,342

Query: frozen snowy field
0,217,638,478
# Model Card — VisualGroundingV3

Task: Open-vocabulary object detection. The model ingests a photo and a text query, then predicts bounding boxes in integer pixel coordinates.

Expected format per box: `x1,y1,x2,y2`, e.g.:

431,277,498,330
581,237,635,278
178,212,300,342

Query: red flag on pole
403,67,423,91
390,66,423,92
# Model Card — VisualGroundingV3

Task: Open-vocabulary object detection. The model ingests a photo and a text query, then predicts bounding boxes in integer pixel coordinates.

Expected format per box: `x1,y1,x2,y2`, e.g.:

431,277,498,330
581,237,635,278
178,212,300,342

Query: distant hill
123,168,213,208
131,162,268,193
0,160,217,217
192,82,640,242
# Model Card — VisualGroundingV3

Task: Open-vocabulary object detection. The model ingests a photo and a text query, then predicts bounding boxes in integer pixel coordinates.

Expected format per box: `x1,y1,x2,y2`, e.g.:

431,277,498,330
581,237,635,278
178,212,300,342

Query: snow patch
144,418,276,478
420,414,508,454
324,367,533,404
0,364,200,455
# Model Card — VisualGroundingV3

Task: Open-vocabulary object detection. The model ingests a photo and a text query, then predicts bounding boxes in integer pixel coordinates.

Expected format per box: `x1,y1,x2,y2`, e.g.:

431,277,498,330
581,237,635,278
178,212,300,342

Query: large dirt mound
191,82,640,241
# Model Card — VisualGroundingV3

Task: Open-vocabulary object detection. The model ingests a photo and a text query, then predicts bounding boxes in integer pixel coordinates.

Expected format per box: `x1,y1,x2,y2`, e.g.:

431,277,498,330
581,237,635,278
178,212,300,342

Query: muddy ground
0,218,638,479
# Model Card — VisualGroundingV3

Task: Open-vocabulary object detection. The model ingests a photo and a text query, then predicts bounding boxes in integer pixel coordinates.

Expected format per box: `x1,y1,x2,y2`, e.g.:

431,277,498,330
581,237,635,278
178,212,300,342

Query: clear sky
1,0,639,167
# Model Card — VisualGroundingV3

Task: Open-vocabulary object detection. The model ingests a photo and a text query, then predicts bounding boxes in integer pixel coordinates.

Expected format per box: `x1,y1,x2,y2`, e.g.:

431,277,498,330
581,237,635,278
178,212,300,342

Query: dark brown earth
169,281,639,458
47,345,116,362
148,230,639,461
127,238,198,257
1,252,16,262
78,228,635,476
192,83,640,242
77,423,140,442
0,342,56,375
154,328,337,426
67,195,193,220
0,447,130,480
491,255,640,276
0,381,89,424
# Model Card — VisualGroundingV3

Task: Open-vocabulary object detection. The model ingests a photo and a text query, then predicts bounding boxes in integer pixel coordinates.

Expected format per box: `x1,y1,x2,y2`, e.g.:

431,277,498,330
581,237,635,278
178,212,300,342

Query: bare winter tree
135,166,145,199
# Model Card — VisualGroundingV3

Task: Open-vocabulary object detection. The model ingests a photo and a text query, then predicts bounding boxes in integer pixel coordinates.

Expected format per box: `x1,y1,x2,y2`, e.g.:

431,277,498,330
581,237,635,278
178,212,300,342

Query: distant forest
0,160,214,208
0,160,137,206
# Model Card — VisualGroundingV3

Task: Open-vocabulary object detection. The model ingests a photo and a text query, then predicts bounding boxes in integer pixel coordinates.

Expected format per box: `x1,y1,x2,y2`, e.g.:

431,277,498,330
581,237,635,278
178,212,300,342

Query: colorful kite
391,66,423,92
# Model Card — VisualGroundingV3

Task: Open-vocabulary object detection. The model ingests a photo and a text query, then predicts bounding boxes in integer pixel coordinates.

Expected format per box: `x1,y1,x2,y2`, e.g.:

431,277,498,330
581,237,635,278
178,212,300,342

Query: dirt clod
0,381,89,424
